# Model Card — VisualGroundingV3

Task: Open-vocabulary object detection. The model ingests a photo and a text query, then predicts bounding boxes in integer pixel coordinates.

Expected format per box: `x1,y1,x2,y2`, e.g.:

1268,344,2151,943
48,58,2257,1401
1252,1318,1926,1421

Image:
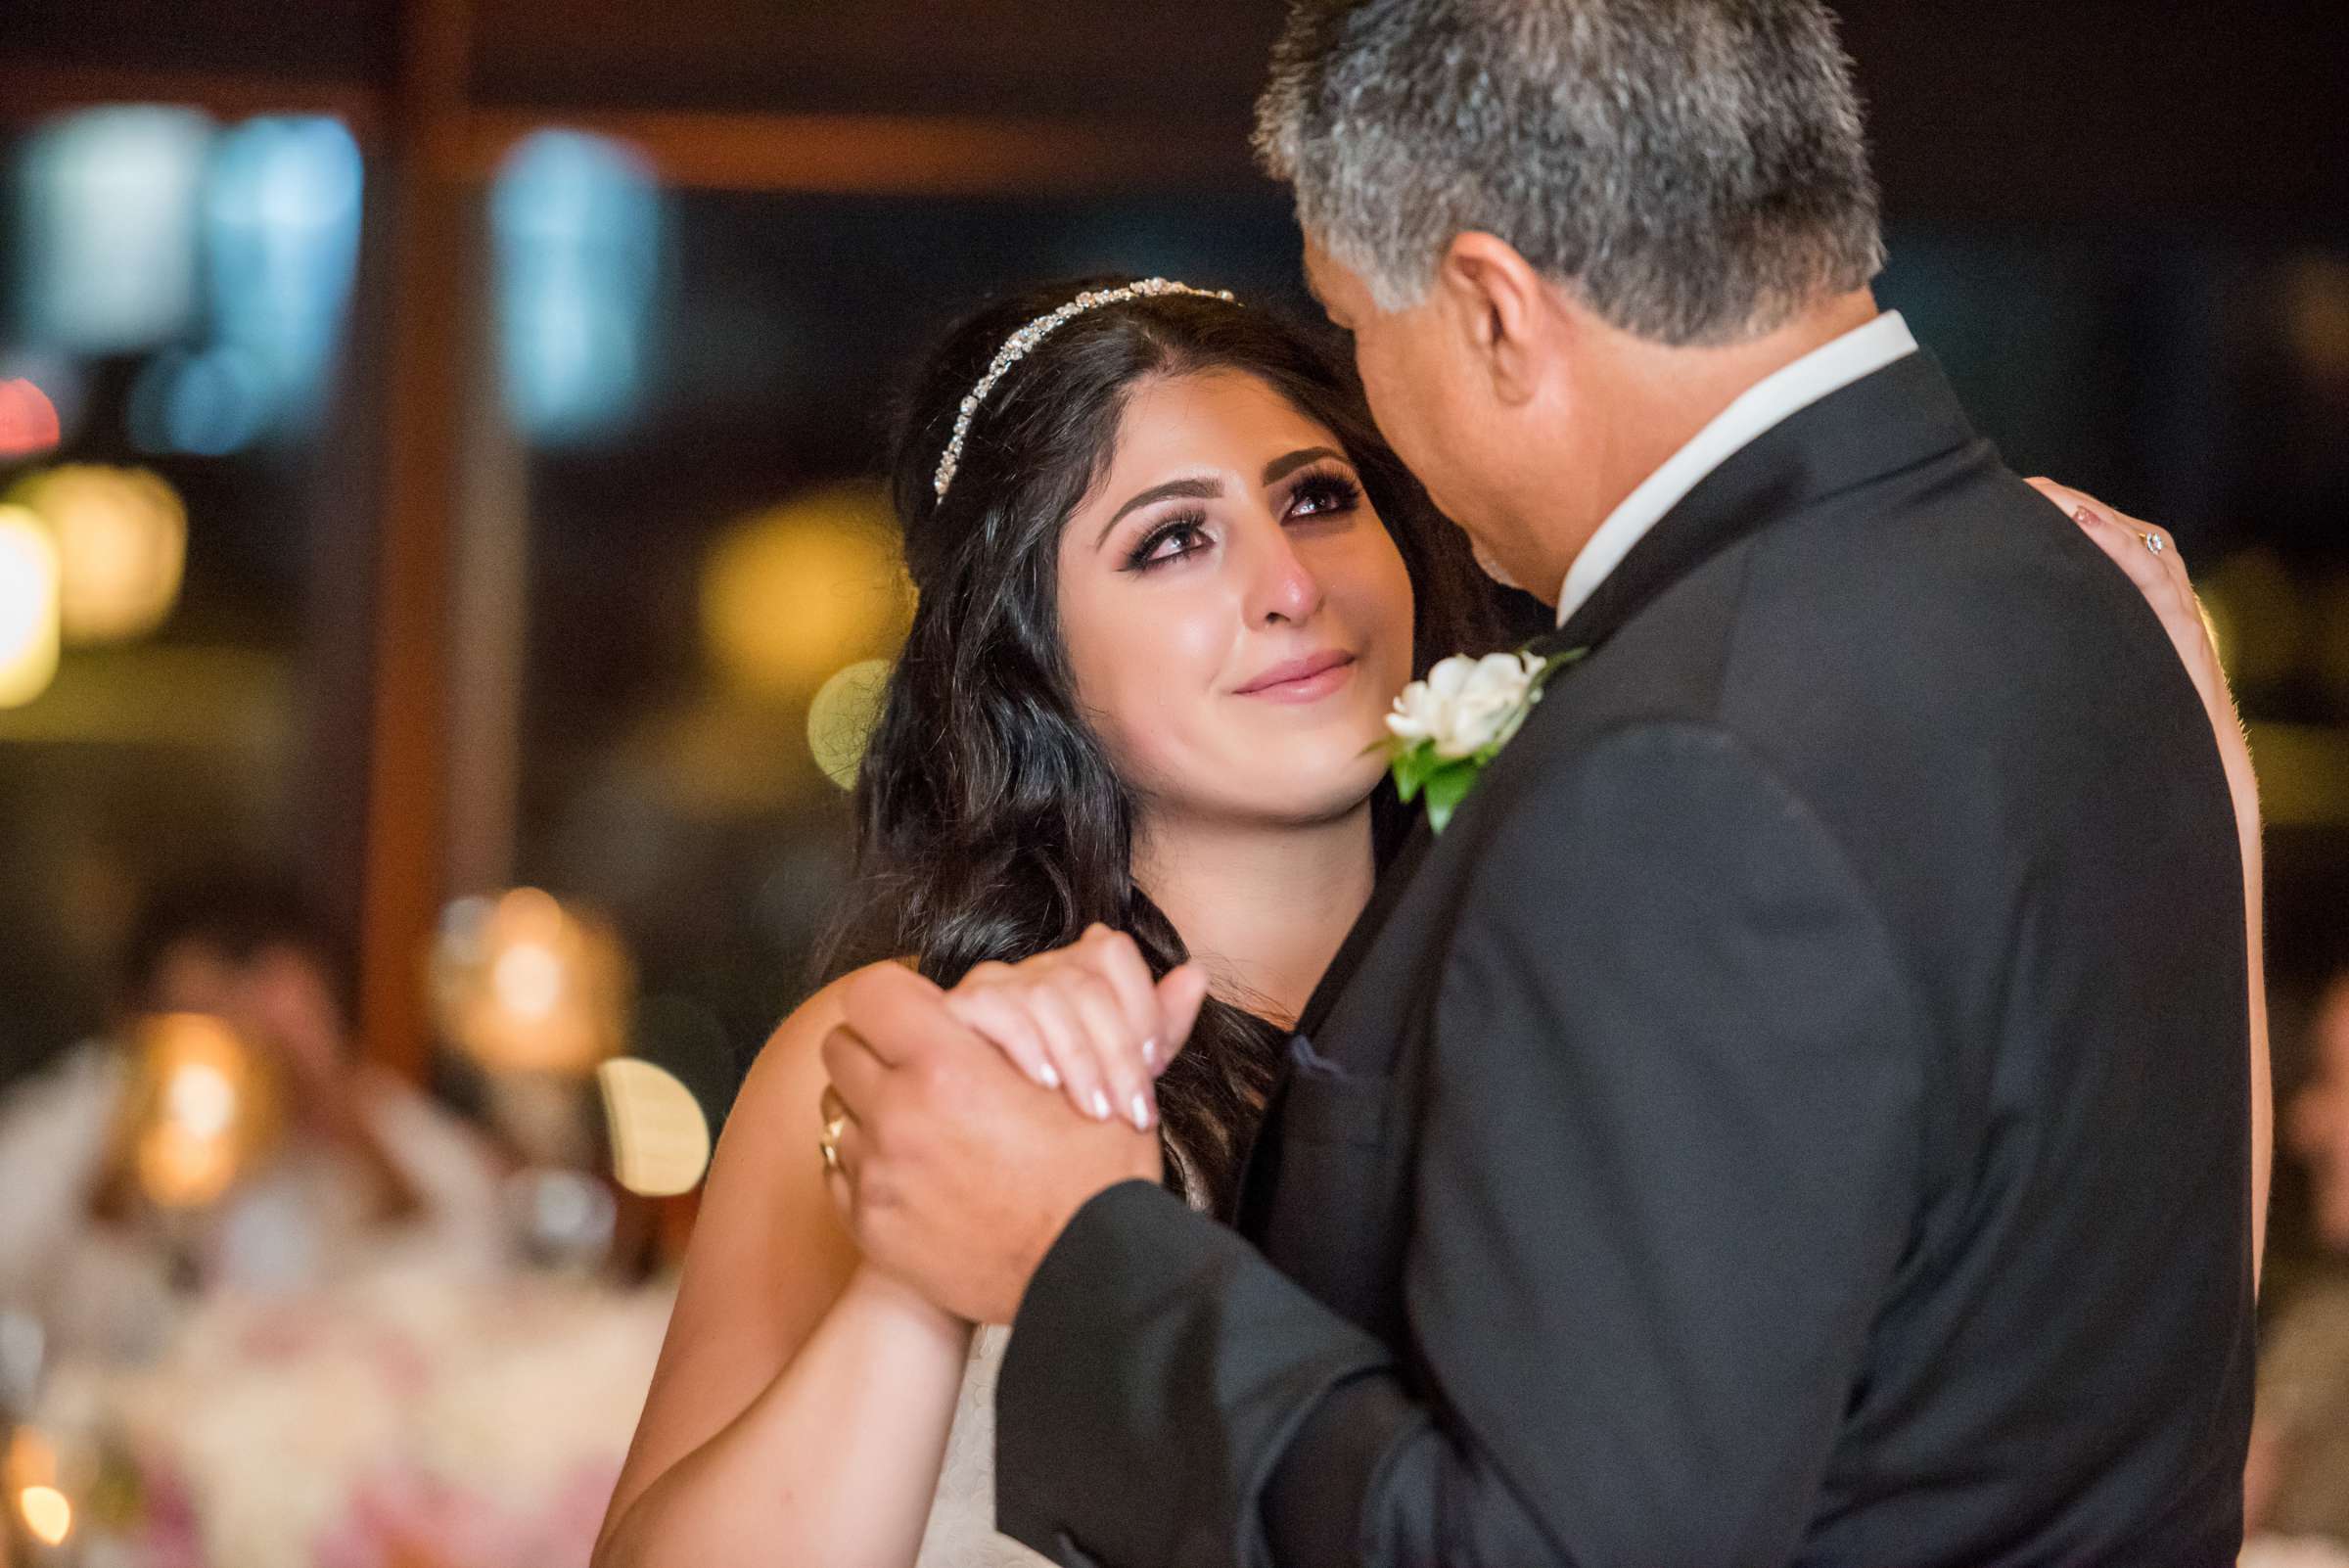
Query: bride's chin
1257,752,1389,826
1139,722,1390,828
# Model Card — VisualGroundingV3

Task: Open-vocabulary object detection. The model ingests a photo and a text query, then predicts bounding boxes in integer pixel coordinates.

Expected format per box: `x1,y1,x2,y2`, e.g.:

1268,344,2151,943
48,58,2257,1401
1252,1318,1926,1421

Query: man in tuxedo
825,1,2256,1561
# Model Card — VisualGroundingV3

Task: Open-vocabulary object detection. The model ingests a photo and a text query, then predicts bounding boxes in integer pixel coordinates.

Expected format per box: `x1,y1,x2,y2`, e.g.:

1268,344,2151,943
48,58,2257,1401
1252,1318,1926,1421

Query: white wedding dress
916,1163,1209,1567
914,1322,1053,1567
911,1159,1212,1558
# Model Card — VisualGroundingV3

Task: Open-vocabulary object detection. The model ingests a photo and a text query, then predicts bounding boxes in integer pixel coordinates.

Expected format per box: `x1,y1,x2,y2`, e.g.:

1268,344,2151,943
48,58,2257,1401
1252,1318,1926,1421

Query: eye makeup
1120,467,1365,575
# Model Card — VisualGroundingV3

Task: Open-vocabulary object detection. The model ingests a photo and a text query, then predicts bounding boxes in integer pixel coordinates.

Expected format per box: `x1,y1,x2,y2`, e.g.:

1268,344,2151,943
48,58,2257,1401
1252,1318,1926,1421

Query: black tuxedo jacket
996,353,2255,1567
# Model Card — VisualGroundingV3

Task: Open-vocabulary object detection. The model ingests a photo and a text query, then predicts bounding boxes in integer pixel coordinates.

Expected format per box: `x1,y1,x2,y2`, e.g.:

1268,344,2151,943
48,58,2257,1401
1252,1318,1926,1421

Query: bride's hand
2030,478,2234,734
943,926,1212,1133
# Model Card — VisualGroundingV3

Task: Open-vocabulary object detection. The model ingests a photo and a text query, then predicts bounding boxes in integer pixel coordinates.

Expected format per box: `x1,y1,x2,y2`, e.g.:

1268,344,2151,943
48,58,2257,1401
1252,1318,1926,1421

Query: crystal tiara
933,278,1240,501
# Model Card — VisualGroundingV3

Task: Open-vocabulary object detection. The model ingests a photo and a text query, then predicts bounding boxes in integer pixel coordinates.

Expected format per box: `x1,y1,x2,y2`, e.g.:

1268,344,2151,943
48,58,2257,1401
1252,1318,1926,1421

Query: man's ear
1433,232,1554,406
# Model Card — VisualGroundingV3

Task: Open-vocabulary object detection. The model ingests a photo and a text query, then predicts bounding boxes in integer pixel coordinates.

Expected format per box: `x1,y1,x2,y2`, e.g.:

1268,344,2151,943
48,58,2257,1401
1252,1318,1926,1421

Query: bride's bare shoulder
728,959,914,1134
684,962,917,1290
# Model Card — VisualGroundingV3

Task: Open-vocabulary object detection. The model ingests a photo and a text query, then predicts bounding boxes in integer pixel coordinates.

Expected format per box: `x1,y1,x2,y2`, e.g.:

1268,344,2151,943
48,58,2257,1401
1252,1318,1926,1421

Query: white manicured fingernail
1038,1061,1060,1089
1141,1038,1160,1068
1090,1088,1113,1122
1130,1092,1153,1130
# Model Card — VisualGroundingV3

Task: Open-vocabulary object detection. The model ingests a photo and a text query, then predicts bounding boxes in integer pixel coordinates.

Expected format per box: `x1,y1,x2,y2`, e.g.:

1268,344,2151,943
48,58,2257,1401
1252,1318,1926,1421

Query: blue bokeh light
490,130,664,445
202,115,366,442
17,107,212,354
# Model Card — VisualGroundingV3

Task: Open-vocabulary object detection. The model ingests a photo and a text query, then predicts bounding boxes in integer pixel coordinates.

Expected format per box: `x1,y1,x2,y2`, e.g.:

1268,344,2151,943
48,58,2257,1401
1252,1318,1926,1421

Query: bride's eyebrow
1098,476,1222,546
1263,445,1345,484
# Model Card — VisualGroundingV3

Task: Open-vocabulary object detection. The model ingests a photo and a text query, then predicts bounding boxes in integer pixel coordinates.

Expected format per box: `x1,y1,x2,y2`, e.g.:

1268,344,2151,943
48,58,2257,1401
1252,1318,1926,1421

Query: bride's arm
594,968,973,1568
2034,479,2272,1290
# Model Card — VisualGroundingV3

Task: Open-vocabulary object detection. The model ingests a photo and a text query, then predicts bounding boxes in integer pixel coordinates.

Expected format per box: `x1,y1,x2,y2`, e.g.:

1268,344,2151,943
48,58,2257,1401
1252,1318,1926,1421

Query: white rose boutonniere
1381,647,1585,832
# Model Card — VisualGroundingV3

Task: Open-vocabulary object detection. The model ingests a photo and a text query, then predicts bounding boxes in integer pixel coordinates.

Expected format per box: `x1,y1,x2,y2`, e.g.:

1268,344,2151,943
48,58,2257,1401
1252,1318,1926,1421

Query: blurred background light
502,1165,619,1272
8,465,189,645
16,106,212,354
596,1057,712,1197
807,657,894,791
121,1011,284,1211
19,1480,72,1546
4,1427,56,1489
2314,575,2349,706
490,129,663,445
2199,548,2308,693
431,888,634,1077
700,484,911,700
0,506,63,709
0,354,86,451
126,346,274,457
201,115,366,442
2282,254,2349,388
0,377,64,459
2247,723,2349,830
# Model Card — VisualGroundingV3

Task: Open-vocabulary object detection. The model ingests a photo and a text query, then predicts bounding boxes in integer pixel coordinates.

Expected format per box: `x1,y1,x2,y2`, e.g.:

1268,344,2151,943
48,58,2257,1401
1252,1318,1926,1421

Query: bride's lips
1235,649,1357,703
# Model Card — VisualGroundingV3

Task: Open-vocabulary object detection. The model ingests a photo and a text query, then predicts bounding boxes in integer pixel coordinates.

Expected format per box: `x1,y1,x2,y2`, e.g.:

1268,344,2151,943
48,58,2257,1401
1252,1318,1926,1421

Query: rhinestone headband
933,279,1240,500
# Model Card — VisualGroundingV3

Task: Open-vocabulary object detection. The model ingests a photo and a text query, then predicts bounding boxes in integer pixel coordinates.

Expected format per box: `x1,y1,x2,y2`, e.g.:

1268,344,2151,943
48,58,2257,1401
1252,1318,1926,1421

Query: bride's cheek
1334,532,1416,691
1083,612,1215,795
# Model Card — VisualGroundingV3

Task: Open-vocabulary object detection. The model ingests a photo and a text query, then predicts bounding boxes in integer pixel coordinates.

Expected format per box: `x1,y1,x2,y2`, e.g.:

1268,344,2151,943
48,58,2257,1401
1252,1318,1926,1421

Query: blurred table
31,1245,671,1568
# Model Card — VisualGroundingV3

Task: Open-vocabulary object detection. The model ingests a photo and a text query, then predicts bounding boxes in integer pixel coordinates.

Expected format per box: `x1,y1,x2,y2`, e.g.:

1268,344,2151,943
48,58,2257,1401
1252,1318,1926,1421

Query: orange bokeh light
19,1483,71,1546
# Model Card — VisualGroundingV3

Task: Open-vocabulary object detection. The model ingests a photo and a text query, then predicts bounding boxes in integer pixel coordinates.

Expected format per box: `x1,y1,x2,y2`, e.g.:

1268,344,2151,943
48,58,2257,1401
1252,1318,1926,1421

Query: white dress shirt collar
1553,310,1919,627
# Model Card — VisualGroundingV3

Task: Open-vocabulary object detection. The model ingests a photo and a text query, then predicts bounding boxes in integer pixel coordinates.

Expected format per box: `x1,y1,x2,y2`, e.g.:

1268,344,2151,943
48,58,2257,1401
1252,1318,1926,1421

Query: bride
591,276,2264,1568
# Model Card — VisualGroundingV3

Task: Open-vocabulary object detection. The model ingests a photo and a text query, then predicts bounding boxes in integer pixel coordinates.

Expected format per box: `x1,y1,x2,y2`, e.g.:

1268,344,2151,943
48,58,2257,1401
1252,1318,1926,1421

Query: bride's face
1056,368,1414,828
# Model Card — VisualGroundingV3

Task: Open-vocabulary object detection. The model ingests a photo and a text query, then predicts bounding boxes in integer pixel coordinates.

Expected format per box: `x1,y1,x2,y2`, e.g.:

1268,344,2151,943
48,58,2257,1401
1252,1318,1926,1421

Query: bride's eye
1286,472,1362,521
1127,512,1212,572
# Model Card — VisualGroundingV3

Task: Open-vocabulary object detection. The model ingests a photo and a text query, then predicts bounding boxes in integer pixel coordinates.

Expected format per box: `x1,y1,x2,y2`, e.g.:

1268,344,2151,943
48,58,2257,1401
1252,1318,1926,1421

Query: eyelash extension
1289,471,1362,517
1122,473,1362,574
1127,508,1213,573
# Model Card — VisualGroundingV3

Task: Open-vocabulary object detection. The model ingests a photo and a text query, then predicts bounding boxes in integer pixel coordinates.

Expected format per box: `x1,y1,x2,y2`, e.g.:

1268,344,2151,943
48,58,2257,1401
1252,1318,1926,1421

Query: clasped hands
819,927,1212,1324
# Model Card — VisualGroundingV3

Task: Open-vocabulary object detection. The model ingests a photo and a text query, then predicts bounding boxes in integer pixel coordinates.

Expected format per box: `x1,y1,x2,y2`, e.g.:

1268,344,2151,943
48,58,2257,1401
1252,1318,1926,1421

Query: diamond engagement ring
2141,530,2167,557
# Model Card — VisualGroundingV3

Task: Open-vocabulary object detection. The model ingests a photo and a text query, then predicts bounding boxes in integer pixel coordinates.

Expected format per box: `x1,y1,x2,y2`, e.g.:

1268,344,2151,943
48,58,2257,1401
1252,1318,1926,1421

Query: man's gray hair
1256,0,1887,345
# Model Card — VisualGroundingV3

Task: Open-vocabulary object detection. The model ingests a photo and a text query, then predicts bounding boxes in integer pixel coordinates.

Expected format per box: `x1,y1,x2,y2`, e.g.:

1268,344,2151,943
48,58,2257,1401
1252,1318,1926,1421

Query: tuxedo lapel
1296,813,1432,1041
1228,815,1430,1225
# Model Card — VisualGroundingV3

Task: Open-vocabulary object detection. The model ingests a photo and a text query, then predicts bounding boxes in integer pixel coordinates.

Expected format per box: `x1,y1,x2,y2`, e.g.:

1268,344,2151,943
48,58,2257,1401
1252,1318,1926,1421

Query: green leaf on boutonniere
1390,742,1431,805
1422,762,1477,834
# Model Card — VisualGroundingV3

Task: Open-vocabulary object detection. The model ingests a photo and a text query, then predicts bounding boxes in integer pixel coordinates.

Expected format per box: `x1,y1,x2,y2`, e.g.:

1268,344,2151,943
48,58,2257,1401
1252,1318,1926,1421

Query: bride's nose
1244,524,1326,626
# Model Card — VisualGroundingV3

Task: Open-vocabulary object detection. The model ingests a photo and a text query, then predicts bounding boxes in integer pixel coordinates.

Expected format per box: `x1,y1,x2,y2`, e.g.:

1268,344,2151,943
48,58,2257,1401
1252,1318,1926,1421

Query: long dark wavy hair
820,275,1498,1214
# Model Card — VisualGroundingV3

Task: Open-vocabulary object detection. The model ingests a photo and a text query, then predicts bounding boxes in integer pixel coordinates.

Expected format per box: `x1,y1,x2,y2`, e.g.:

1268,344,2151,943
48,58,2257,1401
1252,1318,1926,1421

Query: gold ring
818,1084,850,1175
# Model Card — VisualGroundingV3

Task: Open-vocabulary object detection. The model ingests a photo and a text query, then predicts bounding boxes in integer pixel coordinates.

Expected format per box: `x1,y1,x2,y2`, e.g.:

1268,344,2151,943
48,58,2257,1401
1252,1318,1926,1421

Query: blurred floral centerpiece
39,1253,670,1568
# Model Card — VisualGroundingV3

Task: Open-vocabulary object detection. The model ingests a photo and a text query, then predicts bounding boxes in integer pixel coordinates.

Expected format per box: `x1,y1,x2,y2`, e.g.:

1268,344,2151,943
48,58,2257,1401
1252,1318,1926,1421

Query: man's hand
821,962,1174,1324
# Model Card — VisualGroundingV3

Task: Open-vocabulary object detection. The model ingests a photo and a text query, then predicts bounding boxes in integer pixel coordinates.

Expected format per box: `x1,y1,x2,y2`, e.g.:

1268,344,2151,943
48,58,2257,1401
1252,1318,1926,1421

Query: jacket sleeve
997,720,1924,1568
